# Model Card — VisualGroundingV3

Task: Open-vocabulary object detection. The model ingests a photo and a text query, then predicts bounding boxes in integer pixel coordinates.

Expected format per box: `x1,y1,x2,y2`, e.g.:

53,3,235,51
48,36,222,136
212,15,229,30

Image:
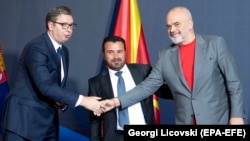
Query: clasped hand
81,96,117,116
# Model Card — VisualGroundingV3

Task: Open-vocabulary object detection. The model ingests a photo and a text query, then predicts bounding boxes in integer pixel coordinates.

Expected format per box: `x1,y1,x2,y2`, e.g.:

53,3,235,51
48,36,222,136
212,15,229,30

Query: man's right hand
80,96,102,116
100,98,120,113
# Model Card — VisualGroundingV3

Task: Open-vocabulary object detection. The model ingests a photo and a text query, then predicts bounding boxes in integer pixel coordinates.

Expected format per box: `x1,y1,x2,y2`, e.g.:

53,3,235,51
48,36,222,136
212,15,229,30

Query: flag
113,0,161,124
0,43,9,133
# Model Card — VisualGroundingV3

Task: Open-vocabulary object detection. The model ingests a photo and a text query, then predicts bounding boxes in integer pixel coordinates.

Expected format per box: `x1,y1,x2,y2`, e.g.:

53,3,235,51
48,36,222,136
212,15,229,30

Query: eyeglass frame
52,21,77,29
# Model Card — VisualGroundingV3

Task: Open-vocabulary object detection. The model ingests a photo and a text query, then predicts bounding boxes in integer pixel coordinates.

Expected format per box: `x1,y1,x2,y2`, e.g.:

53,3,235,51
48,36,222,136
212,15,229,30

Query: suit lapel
169,45,190,91
127,65,140,85
193,34,207,92
43,33,59,64
43,33,62,85
101,70,115,98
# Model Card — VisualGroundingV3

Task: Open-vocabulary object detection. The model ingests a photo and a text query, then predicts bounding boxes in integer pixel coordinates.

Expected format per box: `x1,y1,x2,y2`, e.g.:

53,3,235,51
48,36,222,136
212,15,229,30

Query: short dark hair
45,6,72,30
102,35,126,52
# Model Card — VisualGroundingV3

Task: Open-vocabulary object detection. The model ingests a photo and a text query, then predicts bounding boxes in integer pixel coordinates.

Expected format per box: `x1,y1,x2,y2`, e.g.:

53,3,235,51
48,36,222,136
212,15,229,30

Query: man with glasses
2,6,102,141
52,21,77,30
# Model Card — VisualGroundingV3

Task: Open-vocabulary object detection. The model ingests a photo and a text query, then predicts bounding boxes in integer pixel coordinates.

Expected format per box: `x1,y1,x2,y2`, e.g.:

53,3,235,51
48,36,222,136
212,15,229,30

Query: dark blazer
3,32,79,140
88,64,171,141
118,34,244,124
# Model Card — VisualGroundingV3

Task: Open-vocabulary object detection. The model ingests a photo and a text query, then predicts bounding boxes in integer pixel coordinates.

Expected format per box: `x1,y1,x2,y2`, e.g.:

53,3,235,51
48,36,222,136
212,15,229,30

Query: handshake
79,96,120,116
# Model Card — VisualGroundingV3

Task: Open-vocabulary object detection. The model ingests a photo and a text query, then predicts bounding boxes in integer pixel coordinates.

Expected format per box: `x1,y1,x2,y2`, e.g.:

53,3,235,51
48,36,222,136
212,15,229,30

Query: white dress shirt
109,64,146,130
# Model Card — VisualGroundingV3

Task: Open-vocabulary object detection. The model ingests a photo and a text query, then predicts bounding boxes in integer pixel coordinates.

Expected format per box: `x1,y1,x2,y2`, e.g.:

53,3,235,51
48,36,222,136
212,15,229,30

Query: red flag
0,43,9,133
113,0,161,124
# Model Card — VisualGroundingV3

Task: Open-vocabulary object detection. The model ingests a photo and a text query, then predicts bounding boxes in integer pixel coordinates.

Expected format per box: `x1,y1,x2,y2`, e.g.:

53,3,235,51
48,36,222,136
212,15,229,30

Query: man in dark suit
2,6,102,141
101,6,244,125
88,36,171,141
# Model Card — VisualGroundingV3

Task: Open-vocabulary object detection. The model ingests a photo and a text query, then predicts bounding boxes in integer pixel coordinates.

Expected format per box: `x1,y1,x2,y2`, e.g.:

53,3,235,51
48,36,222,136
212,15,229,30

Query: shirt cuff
75,95,83,107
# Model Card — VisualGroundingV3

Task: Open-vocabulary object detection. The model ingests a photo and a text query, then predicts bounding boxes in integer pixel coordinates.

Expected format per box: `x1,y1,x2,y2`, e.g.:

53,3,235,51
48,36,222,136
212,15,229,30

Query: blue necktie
57,47,63,82
57,47,62,61
115,71,129,129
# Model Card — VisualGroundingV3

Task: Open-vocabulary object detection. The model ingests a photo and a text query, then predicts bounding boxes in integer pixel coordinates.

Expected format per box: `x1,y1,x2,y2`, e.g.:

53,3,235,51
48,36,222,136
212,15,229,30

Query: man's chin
171,38,182,44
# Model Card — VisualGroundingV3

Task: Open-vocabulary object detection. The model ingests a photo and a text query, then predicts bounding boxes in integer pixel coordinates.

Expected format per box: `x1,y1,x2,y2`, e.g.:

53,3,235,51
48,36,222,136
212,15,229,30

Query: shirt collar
47,32,62,50
108,64,128,76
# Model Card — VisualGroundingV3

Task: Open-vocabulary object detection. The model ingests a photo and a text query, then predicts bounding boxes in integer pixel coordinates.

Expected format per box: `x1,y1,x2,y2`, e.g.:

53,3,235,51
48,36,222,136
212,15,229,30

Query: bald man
101,6,244,125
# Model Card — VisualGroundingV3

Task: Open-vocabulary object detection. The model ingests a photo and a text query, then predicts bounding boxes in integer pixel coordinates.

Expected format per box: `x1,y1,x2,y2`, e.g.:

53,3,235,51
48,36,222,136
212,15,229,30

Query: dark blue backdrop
0,0,249,140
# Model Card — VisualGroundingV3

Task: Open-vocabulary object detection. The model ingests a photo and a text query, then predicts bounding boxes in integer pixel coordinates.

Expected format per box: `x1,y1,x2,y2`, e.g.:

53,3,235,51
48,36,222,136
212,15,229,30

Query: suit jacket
88,64,171,141
3,32,79,140
118,33,244,124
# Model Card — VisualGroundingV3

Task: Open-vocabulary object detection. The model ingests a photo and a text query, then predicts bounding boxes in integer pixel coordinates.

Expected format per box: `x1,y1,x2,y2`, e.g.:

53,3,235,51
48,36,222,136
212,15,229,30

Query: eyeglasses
53,21,77,29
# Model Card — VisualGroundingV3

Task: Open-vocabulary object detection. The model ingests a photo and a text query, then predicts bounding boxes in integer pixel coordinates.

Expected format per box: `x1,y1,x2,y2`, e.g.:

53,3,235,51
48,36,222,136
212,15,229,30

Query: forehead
56,14,74,22
105,41,124,48
166,9,186,24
